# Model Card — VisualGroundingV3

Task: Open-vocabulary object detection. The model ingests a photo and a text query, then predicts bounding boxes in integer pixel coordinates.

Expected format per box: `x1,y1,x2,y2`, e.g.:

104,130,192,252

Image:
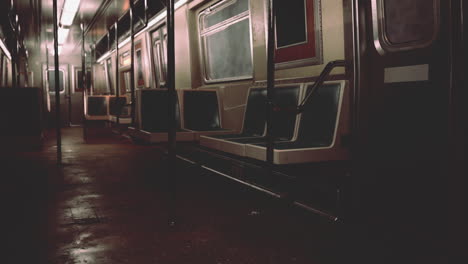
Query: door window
372,0,439,53
47,70,65,93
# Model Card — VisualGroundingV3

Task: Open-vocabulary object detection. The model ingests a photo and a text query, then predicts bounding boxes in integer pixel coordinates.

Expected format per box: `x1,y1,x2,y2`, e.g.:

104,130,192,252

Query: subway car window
135,42,145,88
199,0,253,82
105,58,115,94
384,0,436,44
203,0,249,28
47,70,65,93
95,35,108,60
120,51,131,67
373,0,439,52
151,26,167,87
132,0,147,33
76,69,91,92
147,0,166,19
274,0,321,65
123,71,131,92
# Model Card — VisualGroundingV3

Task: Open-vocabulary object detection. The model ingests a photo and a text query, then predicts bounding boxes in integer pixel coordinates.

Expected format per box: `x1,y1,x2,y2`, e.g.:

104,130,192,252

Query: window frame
46,69,66,94
371,0,440,55
135,41,146,88
120,51,131,67
198,0,254,84
274,0,323,69
150,24,168,88
74,67,91,93
105,57,115,95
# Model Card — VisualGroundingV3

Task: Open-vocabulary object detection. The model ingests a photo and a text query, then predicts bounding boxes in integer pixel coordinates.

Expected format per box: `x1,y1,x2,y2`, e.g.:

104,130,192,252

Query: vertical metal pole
81,20,87,140
45,47,50,129
130,0,136,126
265,0,276,167
16,17,20,87
53,0,62,164
11,13,18,88
115,23,120,125
16,41,20,86
166,0,177,226
68,64,72,126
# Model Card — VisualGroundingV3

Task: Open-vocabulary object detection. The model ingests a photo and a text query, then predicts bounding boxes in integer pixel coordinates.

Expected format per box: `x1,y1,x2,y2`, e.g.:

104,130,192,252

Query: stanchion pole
53,0,62,165
166,0,177,226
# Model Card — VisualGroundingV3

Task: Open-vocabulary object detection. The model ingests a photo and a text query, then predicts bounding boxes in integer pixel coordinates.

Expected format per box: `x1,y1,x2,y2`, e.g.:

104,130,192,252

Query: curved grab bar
298,60,347,111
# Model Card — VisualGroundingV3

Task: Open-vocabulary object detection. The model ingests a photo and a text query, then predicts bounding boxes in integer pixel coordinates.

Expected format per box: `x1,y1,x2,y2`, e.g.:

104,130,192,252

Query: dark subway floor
3,127,342,264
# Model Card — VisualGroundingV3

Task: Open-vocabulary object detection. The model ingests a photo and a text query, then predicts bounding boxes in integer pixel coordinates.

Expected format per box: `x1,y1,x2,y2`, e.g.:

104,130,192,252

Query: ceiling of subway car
13,0,130,58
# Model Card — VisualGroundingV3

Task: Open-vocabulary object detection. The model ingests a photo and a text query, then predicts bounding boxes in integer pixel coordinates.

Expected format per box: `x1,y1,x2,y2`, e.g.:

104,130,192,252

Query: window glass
77,70,91,92
123,71,132,92
136,49,144,87
121,51,131,66
203,0,249,28
133,0,147,33
147,0,165,19
383,0,436,45
47,70,64,93
200,0,252,82
205,19,252,80
95,35,108,59
151,26,167,87
106,58,114,94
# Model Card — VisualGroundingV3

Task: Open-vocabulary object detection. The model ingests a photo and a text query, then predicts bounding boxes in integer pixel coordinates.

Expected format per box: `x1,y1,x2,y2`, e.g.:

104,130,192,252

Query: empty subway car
1,0,465,262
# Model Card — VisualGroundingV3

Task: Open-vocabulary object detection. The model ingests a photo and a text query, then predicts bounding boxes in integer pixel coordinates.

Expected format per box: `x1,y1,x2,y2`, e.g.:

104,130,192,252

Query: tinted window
136,49,144,87
47,70,64,93
152,26,167,87
383,0,436,45
77,70,91,92
106,58,114,94
199,0,252,81
203,0,249,28
205,19,252,80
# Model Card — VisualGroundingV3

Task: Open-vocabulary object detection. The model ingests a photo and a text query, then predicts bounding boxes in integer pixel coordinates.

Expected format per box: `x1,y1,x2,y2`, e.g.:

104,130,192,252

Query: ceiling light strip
60,0,81,26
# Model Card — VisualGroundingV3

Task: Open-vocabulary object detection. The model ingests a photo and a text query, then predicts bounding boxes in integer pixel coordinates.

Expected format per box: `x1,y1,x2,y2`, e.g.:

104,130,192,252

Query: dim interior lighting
60,0,81,26
58,27,70,44
0,39,12,60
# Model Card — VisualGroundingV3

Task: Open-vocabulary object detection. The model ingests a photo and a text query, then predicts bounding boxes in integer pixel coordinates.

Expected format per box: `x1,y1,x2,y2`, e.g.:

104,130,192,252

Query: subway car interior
1,0,467,263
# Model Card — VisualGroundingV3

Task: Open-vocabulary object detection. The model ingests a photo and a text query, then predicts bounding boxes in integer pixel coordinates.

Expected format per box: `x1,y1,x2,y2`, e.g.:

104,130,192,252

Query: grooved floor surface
3,128,340,264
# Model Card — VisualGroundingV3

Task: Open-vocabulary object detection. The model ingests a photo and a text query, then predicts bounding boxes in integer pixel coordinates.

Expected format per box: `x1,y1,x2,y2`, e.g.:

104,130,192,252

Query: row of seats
200,81,349,164
128,89,235,142
127,81,349,164
85,95,131,124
